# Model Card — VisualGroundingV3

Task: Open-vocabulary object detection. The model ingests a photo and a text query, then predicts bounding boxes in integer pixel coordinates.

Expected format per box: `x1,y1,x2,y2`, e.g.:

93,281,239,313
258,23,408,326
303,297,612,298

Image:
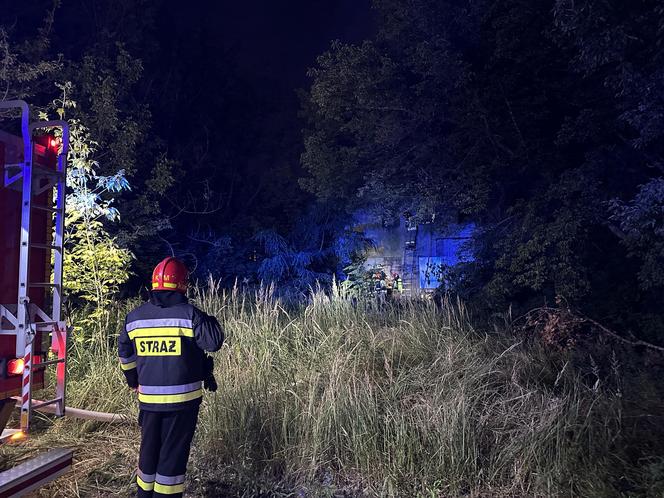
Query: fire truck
0,100,73,496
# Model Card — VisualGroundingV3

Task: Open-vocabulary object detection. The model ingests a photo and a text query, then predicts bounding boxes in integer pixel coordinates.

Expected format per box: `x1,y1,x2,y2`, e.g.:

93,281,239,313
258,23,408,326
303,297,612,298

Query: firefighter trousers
136,406,199,497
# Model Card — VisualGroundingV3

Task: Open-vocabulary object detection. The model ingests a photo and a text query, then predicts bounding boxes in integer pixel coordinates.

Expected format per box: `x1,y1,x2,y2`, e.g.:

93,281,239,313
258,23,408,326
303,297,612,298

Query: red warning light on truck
7,358,24,376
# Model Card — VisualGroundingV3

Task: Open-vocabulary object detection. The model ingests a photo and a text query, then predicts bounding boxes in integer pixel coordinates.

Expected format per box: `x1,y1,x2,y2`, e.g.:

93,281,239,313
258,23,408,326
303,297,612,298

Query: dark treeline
1,0,663,343
301,0,664,342
0,0,353,285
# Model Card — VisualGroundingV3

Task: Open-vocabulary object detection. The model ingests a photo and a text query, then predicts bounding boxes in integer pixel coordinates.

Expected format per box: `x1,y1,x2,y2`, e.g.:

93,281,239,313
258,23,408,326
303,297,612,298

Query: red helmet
152,257,188,293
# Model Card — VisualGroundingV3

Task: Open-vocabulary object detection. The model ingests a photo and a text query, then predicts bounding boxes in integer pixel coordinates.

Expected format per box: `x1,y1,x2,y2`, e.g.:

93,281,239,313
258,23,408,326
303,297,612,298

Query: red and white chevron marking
20,346,33,431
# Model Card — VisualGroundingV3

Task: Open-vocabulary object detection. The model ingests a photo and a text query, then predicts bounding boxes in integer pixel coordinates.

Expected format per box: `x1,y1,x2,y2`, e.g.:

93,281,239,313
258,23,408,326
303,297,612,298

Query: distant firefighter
118,257,224,497
393,273,403,294
386,276,394,299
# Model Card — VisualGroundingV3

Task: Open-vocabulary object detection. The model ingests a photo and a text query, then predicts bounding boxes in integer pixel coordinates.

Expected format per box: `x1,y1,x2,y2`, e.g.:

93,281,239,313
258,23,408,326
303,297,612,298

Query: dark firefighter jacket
118,291,224,412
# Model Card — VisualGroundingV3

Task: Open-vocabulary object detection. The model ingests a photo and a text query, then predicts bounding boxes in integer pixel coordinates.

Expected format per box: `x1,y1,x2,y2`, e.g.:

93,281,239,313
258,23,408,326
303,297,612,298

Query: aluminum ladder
402,223,418,296
0,100,69,433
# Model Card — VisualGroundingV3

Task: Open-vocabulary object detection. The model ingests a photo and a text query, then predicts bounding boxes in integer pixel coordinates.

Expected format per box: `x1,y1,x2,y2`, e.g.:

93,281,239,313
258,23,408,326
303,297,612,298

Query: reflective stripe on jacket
118,291,224,412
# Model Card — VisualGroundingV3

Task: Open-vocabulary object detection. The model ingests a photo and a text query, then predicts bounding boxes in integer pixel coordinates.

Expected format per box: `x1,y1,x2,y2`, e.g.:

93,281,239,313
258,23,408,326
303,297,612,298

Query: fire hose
11,397,129,423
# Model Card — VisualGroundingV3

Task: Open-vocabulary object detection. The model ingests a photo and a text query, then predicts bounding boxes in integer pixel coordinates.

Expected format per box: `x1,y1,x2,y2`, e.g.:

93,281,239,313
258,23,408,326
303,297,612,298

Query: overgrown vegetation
3,287,662,497
301,0,664,338
48,82,133,319
2,2,664,496
4,2,664,336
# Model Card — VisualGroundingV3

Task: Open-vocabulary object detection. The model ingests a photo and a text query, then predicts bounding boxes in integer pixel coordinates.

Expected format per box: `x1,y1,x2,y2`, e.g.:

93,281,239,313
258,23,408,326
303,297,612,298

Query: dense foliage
3,4,664,497
0,0,316,287
301,0,664,338
2,1,664,342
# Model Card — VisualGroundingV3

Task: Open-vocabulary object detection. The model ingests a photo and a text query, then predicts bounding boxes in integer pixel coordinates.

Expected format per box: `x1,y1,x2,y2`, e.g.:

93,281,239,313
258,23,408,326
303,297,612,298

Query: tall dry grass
3,284,662,497
190,284,662,497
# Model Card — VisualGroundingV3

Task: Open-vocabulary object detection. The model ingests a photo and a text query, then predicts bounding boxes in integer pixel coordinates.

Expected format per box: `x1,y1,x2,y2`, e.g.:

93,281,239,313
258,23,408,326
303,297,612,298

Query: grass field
1,285,663,497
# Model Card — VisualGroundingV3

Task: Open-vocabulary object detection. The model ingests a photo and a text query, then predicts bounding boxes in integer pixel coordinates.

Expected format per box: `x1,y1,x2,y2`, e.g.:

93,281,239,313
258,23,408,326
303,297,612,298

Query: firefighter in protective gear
394,273,404,294
118,257,224,497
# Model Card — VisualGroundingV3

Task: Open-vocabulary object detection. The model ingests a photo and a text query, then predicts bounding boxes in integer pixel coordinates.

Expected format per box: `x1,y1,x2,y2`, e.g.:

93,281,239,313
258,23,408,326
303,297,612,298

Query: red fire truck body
0,130,55,399
0,101,72,497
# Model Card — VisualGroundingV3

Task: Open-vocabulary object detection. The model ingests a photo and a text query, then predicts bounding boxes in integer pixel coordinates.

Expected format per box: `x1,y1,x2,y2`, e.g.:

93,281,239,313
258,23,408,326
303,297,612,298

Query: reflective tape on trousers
137,469,156,482
137,476,154,491
154,482,185,494
156,473,186,485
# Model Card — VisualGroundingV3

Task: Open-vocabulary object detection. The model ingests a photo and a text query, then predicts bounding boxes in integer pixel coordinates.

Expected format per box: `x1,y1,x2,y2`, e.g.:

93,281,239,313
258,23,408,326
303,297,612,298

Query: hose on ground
12,398,129,423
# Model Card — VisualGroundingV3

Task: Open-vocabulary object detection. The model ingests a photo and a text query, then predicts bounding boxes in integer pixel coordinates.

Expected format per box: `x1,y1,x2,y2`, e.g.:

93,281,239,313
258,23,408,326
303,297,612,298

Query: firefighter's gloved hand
204,375,218,392
125,369,138,389
203,355,218,392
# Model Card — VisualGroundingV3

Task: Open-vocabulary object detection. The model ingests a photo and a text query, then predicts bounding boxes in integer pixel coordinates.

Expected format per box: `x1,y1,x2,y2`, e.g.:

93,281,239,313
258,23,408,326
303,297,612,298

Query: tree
610,179,664,290
43,83,132,328
0,1,181,285
3,1,319,290
254,203,369,292
0,4,61,102
301,0,664,335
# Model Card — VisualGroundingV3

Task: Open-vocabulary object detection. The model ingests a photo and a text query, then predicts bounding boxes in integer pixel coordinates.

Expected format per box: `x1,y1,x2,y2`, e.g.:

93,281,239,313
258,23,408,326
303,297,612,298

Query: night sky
210,1,373,87
2,0,373,91
151,0,375,127
1,0,374,157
